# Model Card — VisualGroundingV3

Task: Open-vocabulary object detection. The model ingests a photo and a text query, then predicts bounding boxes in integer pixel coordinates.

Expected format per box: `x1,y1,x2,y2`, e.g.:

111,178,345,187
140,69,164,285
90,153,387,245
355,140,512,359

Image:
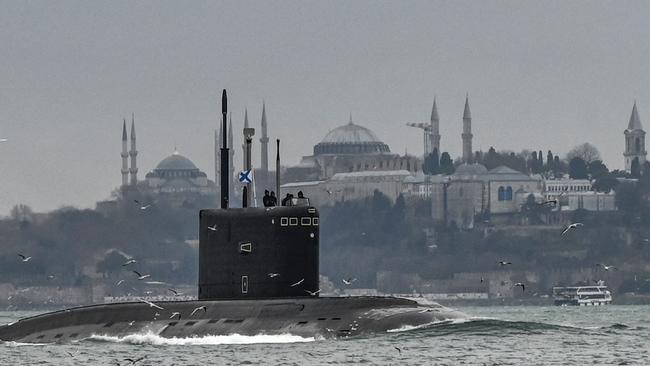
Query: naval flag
239,170,253,184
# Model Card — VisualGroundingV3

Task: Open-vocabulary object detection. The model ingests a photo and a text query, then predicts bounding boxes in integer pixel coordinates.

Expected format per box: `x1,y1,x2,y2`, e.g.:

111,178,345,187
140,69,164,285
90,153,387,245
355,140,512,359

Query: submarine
0,90,465,343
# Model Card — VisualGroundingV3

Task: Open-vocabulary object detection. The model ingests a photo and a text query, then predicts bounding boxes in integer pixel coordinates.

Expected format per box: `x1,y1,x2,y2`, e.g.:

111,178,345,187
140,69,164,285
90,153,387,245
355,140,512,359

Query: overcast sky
2,1,650,214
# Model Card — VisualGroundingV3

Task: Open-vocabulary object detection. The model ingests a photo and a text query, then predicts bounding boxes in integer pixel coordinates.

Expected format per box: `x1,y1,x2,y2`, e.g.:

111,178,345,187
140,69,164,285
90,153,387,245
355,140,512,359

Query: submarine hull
0,296,465,343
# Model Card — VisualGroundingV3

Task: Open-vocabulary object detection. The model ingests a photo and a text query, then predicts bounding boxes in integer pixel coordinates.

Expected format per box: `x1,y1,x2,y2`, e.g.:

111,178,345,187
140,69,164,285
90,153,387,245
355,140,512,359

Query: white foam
88,332,317,345
387,317,471,333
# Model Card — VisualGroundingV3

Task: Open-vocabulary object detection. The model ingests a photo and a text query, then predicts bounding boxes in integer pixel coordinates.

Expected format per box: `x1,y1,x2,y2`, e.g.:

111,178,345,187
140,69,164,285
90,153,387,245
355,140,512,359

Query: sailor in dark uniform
262,190,271,207
269,191,277,206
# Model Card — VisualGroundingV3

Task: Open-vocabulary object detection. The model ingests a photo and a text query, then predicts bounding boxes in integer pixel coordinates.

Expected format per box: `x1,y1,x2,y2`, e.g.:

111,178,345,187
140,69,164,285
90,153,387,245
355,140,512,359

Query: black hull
0,296,465,343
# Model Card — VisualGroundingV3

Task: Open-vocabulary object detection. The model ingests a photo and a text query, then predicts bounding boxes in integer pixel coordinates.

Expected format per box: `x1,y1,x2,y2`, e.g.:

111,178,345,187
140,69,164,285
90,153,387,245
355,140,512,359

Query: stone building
624,102,647,172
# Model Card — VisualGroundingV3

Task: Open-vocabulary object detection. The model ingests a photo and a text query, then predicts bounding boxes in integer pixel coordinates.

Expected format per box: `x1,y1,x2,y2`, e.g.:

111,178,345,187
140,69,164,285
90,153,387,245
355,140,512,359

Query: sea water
1,305,648,365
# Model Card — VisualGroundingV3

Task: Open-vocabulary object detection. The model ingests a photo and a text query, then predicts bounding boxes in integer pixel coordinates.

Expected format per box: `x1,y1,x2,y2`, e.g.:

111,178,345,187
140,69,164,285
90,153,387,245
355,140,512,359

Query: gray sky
1,1,650,214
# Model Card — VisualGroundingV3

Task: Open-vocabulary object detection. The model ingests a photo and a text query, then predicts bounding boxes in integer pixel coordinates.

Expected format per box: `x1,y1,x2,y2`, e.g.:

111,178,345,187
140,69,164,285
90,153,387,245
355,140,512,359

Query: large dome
314,120,390,155
155,151,199,171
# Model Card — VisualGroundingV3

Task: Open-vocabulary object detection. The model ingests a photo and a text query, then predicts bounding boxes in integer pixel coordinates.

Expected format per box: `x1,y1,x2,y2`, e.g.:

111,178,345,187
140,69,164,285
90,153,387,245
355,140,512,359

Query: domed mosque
284,115,420,182
117,118,216,208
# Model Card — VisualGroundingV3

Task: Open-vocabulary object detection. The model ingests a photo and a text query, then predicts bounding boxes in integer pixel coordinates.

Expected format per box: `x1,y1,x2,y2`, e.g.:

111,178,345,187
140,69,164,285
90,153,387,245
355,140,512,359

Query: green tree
569,157,588,179
439,152,455,175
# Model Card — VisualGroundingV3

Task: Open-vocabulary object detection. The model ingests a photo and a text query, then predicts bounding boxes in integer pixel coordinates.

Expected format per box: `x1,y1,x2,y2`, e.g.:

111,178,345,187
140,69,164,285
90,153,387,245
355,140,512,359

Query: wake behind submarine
0,90,465,343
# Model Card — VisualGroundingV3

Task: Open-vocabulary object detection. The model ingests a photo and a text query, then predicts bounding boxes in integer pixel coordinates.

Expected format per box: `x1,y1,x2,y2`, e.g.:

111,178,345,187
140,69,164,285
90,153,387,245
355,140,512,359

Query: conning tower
199,90,319,300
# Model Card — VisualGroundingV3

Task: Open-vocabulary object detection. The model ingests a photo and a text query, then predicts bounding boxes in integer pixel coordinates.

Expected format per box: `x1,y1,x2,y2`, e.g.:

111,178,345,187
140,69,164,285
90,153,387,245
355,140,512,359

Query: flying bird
132,271,151,280
133,200,152,210
124,357,145,365
342,278,357,285
167,288,183,296
169,312,181,320
596,263,617,271
394,347,402,354
190,306,207,316
116,279,125,286
17,254,32,262
304,289,321,296
207,224,218,231
267,273,280,278
290,278,305,287
513,283,526,292
480,277,485,283
140,299,164,310
562,222,583,235
497,261,512,266
0,138,7,142
325,189,333,196
122,259,137,266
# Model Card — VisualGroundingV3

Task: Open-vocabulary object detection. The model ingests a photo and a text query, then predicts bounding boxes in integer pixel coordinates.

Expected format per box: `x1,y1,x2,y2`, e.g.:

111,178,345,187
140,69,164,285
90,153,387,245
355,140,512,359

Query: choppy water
2,305,649,365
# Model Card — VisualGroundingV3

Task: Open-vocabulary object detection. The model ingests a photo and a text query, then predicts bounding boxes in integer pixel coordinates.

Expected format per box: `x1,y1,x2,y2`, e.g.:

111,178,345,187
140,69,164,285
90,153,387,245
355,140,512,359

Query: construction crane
406,122,433,156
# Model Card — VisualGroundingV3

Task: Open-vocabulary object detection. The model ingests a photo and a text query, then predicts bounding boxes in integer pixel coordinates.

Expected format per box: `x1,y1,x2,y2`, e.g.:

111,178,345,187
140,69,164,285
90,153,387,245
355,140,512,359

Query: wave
86,332,317,346
394,318,589,337
387,318,472,333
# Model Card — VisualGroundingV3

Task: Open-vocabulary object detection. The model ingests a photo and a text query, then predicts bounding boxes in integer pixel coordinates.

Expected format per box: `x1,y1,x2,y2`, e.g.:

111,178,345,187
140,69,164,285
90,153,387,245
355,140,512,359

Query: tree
423,148,439,175
567,143,601,163
439,152,454,175
569,157,588,179
10,204,34,223
546,150,554,171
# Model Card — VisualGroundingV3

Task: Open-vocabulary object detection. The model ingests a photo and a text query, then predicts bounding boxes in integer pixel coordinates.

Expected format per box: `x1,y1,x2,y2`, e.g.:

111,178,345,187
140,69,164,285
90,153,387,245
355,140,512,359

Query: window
498,186,505,201
313,217,319,226
505,186,513,201
239,242,252,254
301,217,311,226
289,217,298,226
242,275,249,294
280,217,288,226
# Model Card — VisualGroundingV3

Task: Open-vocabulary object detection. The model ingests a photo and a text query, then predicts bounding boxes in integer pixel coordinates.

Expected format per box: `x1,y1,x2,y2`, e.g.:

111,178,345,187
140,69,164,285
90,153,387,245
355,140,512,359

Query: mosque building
118,116,216,208
624,101,647,173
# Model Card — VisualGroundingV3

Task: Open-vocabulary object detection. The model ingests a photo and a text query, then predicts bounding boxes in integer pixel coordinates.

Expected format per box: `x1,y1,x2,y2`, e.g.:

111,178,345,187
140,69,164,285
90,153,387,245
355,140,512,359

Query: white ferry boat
553,284,612,306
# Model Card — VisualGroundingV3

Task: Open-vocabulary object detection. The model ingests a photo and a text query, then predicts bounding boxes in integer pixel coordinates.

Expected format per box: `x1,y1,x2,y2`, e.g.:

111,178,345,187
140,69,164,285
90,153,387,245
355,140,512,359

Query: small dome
155,151,199,171
454,163,488,176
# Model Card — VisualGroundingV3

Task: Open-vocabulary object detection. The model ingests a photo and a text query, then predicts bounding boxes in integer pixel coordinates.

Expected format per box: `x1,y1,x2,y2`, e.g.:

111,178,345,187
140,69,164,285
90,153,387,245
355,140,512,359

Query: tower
462,95,473,163
242,108,249,159
431,98,440,153
228,116,235,201
624,101,647,172
129,114,138,185
260,103,269,174
215,118,223,190
121,120,129,187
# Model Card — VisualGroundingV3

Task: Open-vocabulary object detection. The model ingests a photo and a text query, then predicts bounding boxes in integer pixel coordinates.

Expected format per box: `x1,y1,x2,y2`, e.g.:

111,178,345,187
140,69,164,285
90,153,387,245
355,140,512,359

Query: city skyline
2,1,650,214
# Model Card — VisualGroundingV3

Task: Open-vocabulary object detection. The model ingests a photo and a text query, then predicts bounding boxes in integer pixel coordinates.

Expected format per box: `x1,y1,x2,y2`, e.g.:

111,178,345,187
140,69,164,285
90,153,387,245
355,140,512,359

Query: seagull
0,138,7,142
17,254,32,262
290,278,305,287
513,283,526,292
122,259,137,266
497,261,512,266
325,189,333,196
168,288,183,296
480,277,485,283
207,224,218,231
562,222,583,235
596,263,617,271
124,357,145,365
134,200,152,210
540,199,558,206
132,271,151,280
47,275,55,280
140,298,164,310
190,306,207,316
394,347,402,354
116,280,125,286
128,320,135,326
342,278,357,285
170,312,181,320
267,273,280,278
304,289,321,296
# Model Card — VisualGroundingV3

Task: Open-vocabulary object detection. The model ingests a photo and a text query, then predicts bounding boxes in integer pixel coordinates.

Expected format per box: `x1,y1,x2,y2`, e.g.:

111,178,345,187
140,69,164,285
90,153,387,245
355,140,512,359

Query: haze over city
2,1,650,214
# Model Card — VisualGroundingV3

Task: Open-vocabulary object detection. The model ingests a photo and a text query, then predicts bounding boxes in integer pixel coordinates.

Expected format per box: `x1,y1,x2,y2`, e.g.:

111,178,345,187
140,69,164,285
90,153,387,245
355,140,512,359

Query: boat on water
0,90,465,343
553,283,612,306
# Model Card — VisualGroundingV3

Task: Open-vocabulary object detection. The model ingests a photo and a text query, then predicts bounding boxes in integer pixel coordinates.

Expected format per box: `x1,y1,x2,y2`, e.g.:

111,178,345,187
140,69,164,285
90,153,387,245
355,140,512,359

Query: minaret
260,103,269,174
121,119,129,187
215,118,223,188
242,108,249,159
129,114,138,185
430,98,440,154
228,116,235,200
624,101,647,172
462,95,473,163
